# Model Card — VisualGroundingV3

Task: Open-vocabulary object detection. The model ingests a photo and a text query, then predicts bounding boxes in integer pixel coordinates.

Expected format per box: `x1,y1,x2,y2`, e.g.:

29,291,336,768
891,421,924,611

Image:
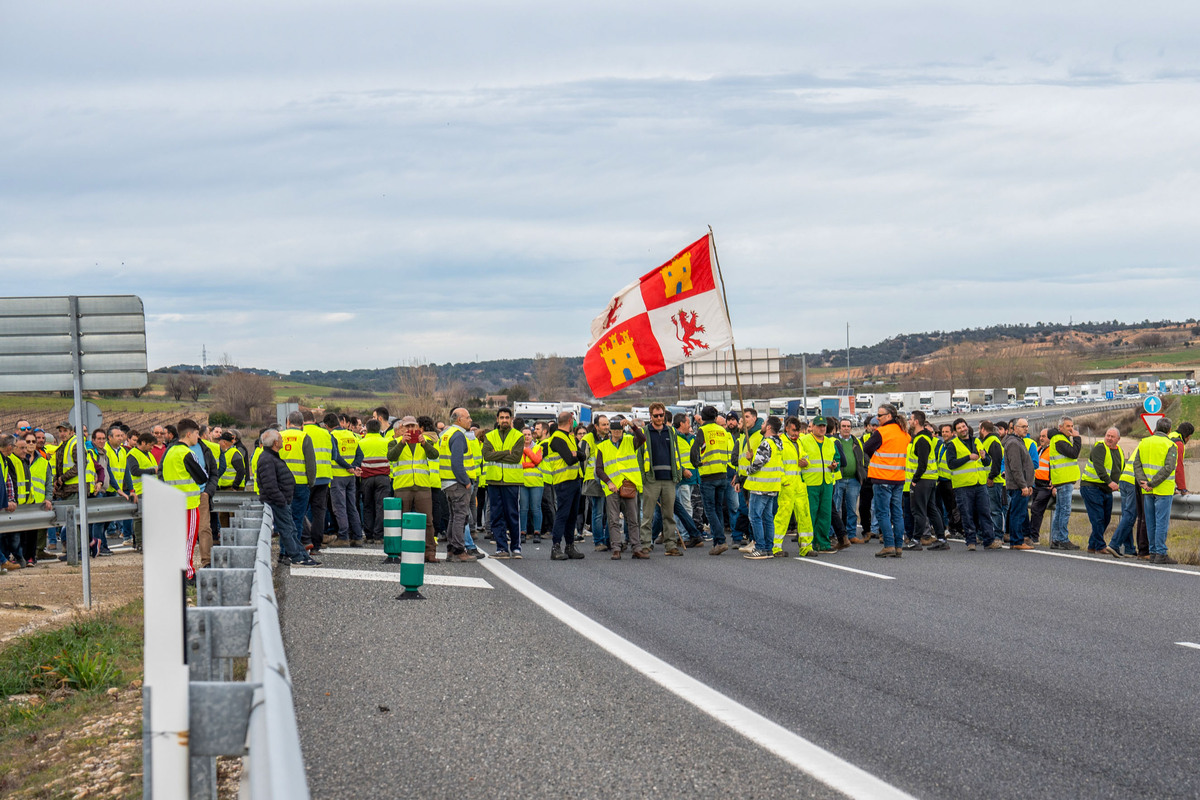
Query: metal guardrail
140,489,309,800
1070,490,1200,522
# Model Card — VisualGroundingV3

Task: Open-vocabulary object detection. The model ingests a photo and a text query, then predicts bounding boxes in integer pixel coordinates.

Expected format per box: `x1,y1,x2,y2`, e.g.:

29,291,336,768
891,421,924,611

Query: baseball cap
399,415,418,426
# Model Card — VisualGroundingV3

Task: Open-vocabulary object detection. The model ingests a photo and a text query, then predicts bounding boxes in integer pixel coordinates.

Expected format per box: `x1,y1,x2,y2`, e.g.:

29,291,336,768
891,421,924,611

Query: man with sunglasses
638,403,688,557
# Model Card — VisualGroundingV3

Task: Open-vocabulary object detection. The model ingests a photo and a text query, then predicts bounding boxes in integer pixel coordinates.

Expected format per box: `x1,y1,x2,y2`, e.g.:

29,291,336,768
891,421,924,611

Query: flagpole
708,226,746,416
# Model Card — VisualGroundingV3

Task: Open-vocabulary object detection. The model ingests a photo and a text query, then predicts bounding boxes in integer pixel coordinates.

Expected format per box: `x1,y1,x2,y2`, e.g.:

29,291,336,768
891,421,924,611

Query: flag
584,234,734,399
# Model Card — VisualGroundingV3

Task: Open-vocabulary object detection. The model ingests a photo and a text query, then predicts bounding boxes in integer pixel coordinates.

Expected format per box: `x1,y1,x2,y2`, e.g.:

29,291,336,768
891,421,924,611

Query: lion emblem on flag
671,309,709,357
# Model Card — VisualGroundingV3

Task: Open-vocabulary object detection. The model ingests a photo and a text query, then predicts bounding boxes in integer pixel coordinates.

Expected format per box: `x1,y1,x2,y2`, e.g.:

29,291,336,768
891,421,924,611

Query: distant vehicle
969,404,983,412
1044,398,1057,406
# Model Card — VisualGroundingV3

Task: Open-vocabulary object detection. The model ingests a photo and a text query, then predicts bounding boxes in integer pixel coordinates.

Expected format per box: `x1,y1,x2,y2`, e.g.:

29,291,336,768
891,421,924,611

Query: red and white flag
584,234,734,399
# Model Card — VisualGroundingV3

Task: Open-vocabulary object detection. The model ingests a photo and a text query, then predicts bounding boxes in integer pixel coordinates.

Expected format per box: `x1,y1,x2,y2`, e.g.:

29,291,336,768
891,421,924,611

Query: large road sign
0,295,147,392
1141,413,1165,434
0,296,148,608
1143,395,1162,414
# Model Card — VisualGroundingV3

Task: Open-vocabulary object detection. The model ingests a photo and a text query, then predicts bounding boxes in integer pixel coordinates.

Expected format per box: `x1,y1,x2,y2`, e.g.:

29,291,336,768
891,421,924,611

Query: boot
565,539,585,559
551,543,568,560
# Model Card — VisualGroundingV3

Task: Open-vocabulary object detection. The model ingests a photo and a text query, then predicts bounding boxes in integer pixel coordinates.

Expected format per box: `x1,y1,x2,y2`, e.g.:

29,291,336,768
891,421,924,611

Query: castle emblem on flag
600,330,647,386
660,253,692,298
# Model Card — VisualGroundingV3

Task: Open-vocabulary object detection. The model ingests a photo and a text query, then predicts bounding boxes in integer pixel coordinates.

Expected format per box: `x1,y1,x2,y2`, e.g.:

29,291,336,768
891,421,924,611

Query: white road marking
1175,642,1200,651
317,548,388,556
1018,548,1200,577
289,566,492,589
479,559,916,800
793,557,896,580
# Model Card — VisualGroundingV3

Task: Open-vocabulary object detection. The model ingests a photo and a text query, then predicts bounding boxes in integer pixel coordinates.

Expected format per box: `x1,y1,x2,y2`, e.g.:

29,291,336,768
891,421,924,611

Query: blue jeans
833,478,860,537
700,479,740,545
1080,483,1113,551
270,501,305,561
1006,489,1030,545
290,484,311,548
748,493,777,552
1050,483,1073,543
955,484,995,545
1143,493,1173,555
589,491,608,546
987,483,1007,538
1109,482,1139,554
872,483,904,548
519,485,544,539
488,485,521,553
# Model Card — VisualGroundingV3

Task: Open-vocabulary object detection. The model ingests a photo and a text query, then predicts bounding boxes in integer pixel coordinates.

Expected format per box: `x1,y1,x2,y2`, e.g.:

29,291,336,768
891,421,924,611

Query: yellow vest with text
698,423,733,478
438,425,468,483
280,428,310,485
331,429,360,478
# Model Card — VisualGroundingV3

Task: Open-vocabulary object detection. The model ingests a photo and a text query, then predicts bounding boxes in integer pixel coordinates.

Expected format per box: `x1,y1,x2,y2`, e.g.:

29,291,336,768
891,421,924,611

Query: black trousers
431,487,449,535
858,477,873,535
936,479,963,534
304,484,330,549
910,480,945,540
360,475,390,540
1029,483,1053,540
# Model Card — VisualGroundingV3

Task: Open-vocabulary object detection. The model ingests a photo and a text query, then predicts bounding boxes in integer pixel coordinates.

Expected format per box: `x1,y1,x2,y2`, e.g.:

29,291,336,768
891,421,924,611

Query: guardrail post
383,498,402,564
141,479,190,800
398,511,426,600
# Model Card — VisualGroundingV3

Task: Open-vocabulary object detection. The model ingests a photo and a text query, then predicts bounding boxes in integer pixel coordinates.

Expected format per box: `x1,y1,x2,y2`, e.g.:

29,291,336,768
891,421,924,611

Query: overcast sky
4,2,1199,372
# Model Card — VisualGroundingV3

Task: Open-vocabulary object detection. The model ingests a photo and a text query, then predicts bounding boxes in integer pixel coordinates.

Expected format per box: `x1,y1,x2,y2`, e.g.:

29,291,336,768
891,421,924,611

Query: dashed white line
289,566,492,589
793,558,896,580
1175,642,1200,651
479,558,916,800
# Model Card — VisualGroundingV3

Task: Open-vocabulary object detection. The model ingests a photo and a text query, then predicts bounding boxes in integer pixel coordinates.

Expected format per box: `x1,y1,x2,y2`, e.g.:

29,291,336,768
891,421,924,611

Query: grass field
1082,347,1200,370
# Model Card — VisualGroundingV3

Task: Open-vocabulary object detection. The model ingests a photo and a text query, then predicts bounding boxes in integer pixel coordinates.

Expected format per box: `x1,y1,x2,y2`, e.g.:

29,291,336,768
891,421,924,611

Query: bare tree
212,371,276,424
164,373,186,401
394,359,444,420
1039,351,1082,387
532,352,567,400
185,374,210,402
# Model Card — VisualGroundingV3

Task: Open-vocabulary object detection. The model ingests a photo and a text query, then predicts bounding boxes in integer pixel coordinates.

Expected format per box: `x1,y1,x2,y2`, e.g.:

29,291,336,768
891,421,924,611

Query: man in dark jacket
835,418,867,543
257,429,317,566
1002,419,1035,549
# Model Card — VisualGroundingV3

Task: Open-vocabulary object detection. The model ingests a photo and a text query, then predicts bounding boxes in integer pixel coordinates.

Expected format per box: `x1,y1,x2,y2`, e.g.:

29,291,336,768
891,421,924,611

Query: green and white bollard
382,498,403,565
398,511,426,600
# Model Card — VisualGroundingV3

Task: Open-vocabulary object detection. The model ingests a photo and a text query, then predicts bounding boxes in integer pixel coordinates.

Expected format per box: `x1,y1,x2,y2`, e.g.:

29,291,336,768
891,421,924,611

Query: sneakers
737,542,755,553
468,548,487,559
3,560,21,570
708,544,728,556
328,538,351,548
291,556,322,567
927,540,949,550
512,550,523,559
1050,540,1081,550
686,538,707,548
743,548,771,559
919,535,937,547
493,550,512,559
1150,554,1179,565
903,538,923,551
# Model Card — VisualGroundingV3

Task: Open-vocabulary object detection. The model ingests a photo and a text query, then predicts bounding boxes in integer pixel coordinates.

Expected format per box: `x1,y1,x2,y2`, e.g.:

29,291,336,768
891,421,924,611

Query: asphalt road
281,538,1200,799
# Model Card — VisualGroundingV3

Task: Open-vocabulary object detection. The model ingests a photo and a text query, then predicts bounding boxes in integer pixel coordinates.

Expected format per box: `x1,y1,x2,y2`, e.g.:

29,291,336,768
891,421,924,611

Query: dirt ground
0,550,145,646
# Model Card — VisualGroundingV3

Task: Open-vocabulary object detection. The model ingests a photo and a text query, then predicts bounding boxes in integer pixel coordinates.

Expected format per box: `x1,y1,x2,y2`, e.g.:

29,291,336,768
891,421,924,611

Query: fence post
141,479,190,800
398,511,426,600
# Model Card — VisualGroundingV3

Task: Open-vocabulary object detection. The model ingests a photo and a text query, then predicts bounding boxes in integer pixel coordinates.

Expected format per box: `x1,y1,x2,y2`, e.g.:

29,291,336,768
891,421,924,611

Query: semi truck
514,401,593,426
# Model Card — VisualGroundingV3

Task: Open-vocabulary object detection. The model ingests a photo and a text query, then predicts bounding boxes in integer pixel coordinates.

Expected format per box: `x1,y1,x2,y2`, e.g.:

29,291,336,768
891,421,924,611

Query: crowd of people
0,402,1193,577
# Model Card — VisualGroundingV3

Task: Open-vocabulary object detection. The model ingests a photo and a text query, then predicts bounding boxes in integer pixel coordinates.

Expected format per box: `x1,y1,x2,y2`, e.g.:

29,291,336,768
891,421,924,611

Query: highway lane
496,539,1200,799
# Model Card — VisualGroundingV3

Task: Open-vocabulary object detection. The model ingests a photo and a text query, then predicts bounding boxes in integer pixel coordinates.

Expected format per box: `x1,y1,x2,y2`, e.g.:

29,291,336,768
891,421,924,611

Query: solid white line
1018,547,1200,577
792,558,896,580
318,548,388,556
478,559,915,800
289,566,492,589
1175,642,1200,650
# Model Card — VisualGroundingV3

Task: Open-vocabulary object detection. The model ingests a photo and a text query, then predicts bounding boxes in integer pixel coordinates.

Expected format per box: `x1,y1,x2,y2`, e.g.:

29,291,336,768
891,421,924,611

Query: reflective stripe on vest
304,424,334,481
1082,444,1118,485
780,436,802,486
698,423,733,477
484,429,525,484
331,429,360,478
905,432,937,489
542,431,580,485
743,438,784,493
737,431,762,476
1047,434,1081,485
980,434,1005,486
127,448,156,495
391,442,436,490
948,436,987,489
799,434,837,486
161,444,201,510
280,429,310,485
438,425,468,483
1134,434,1177,496
867,424,910,483
598,436,643,495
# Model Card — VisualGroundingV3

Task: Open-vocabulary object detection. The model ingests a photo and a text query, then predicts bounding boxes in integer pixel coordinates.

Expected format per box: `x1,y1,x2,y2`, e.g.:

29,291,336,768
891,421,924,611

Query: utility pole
846,323,851,392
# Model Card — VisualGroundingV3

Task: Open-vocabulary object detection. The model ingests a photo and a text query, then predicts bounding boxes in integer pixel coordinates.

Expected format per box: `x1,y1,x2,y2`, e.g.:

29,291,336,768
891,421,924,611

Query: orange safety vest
1034,446,1051,482
867,423,910,483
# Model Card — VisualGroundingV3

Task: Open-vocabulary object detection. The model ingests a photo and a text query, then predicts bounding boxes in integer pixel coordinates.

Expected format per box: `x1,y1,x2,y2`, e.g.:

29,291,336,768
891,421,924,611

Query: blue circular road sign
1143,395,1162,414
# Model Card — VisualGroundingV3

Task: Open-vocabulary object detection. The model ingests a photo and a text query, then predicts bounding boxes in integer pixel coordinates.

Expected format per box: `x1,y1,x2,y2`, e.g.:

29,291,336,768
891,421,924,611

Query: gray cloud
3,3,1200,371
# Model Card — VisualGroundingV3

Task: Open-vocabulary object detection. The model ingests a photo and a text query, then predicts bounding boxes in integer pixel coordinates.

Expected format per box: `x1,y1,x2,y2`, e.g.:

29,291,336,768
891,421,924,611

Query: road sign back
1141,413,1165,434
